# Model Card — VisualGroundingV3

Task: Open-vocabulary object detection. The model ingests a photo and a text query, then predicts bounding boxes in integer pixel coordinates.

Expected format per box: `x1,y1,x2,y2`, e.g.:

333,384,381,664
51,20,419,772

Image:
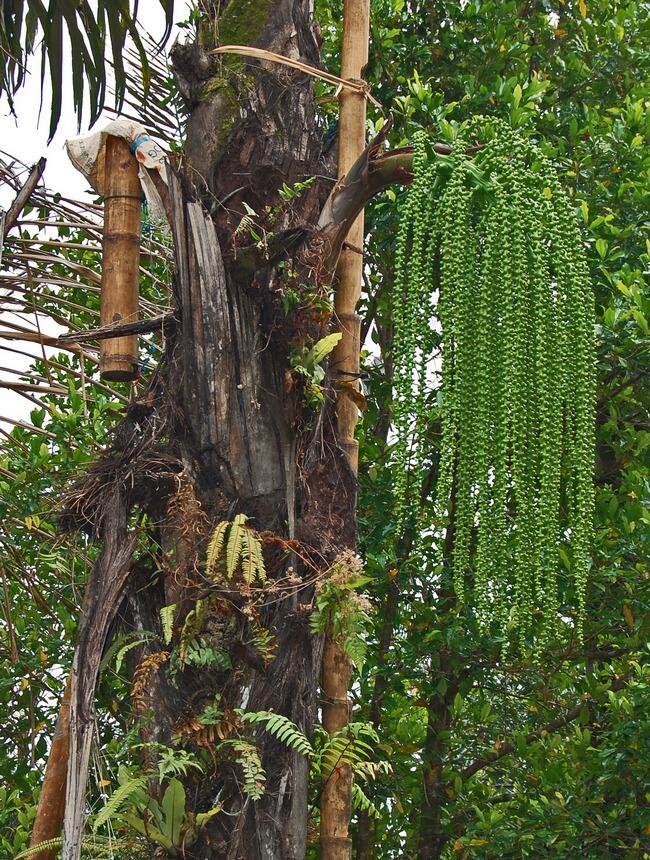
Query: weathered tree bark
150,2,353,857
63,489,137,860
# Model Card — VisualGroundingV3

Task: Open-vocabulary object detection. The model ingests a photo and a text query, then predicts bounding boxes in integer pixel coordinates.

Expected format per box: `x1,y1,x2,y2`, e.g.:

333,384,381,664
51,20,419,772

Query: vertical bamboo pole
28,678,71,860
320,2,370,858
330,0,369,476
100,135,141,381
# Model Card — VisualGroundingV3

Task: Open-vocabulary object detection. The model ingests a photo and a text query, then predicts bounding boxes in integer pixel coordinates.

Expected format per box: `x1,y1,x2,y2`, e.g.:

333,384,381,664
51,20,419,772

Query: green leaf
206,520,229,579
304,332,342,368
195,803,223,827
161,778,186,844
114,639,146,674
226,513,248,578
92,776,148,832
122,812,176,851
160,604,176,645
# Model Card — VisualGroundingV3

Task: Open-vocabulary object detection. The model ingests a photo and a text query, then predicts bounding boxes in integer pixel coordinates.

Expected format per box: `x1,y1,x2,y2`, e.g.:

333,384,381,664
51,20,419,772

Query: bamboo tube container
100,135,141,381
320,1,370,858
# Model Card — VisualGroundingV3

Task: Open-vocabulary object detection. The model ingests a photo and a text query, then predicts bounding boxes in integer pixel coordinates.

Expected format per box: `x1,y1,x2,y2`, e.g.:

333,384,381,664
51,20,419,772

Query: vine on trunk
393,117,595,646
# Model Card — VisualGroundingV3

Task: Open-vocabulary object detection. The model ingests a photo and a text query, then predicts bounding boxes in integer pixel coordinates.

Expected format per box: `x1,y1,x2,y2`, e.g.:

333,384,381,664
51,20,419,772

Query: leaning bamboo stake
100,135,141,381
28,678,71,860
320,1,370,858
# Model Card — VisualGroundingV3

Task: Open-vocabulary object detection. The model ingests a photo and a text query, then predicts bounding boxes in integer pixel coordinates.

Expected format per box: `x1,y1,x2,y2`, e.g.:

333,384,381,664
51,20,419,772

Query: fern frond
160,603,176,645
240,527,256,586
92,776,148,832
99,629,155,675
220,739,266,800
206,520,229,579
16,836,136,859
247,529,266,583
240,527,266,586
238,710,313,757
226,513,248,578
15,839,62,859
346,721,380,743
317,724,377,779
113,638,148,675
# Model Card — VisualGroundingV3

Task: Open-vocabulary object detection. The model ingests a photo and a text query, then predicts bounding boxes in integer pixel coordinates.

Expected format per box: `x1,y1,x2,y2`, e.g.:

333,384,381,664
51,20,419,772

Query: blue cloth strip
129,134,151,155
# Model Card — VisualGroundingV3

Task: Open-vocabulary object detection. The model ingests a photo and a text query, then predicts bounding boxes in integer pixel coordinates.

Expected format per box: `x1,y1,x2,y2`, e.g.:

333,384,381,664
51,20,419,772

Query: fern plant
312,722,379,781
289,331,343,406
92,772,149,833
178,595,218,663
232,709,389,818
238,710,314,757
205,514,266,588
91,751,216,853
160,603,176,645
218,739,267,800
310,551,372,668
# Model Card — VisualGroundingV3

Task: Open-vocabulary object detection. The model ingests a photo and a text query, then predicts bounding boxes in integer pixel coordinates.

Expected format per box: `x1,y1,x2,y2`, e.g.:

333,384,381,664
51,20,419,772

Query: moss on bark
218,0,271,47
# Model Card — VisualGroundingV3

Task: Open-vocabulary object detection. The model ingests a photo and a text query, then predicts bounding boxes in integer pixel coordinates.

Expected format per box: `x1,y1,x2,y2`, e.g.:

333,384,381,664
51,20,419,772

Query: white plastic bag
66,120,168,224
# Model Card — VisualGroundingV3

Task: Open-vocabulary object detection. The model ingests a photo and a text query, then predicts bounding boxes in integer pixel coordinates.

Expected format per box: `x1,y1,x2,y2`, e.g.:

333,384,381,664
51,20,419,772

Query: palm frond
107,35,187,146
0,0,175,140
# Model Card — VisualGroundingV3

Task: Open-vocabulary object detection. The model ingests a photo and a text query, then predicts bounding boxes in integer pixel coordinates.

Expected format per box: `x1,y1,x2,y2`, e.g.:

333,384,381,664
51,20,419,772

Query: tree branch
58,313,175,344
2,157,47,238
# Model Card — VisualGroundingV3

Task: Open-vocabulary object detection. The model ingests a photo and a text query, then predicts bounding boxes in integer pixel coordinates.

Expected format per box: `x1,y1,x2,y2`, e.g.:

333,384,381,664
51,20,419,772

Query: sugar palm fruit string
392,131,439,536
438,164,476,603
392,116,595,646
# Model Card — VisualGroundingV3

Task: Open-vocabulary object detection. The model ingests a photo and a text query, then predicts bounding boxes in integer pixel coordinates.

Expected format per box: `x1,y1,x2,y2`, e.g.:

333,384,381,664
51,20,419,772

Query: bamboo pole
100,135,141,381
320,1,370,857
28,678,72,860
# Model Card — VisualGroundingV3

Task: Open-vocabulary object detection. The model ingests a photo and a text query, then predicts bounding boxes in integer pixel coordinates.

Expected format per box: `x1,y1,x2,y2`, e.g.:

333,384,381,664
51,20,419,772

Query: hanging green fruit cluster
393,116,595,646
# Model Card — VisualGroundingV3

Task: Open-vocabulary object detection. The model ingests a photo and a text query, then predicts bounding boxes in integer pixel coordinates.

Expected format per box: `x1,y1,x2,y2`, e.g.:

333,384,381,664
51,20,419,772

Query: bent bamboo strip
211,45,381,108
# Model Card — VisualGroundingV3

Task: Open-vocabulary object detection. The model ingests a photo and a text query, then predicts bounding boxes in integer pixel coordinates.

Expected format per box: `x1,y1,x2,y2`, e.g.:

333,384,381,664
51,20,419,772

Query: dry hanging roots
131,651,169,718
393,116,595,649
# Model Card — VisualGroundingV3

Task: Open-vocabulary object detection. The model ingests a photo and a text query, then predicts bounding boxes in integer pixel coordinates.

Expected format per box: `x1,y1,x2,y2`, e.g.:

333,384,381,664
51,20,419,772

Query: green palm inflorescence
393,117,595,647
